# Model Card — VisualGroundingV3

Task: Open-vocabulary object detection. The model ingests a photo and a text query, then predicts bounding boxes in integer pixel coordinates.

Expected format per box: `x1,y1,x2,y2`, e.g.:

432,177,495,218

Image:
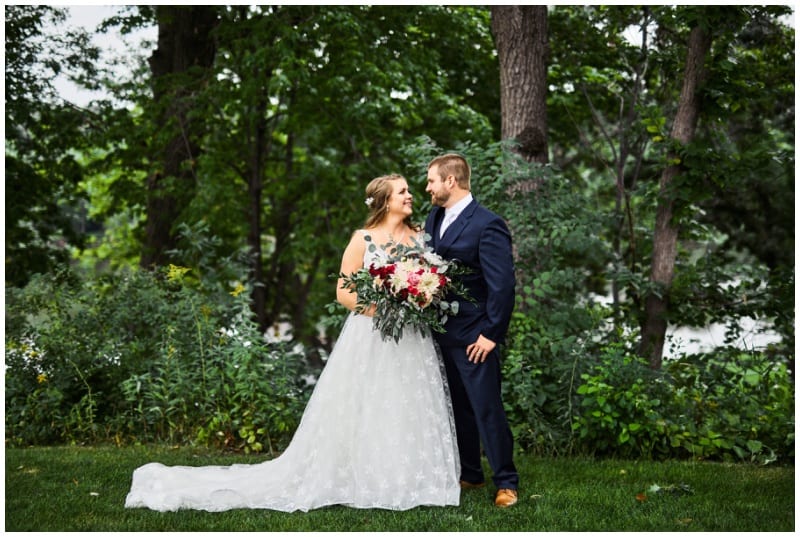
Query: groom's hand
466,335,496,363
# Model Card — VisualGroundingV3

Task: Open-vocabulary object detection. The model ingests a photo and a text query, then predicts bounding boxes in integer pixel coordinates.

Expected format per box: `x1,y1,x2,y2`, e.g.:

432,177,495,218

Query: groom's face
425,165,451,207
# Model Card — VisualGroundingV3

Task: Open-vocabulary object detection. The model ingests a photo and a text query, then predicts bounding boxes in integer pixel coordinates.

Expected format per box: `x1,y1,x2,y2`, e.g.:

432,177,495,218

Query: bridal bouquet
339,233,466,343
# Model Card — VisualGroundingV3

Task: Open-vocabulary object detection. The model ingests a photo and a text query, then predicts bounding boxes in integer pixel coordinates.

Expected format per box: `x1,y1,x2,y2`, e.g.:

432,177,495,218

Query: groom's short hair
428,153,471,191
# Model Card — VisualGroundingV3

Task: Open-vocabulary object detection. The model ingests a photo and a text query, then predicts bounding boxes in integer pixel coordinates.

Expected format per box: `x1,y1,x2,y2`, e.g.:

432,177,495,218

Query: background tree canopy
5,5,794,462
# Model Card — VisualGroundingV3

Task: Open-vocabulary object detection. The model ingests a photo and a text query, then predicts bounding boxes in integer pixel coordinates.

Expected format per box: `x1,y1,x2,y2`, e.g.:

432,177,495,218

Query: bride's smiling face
386,179,413,217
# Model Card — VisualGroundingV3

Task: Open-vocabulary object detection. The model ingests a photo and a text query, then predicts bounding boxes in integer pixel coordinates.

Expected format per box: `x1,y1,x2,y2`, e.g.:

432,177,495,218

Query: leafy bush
5,228,315,451
571,345,794,463
6,268,173,444
495,157,609,455
501,312,584,455
119,296,311,455
663,349,794,463
571,344,676,459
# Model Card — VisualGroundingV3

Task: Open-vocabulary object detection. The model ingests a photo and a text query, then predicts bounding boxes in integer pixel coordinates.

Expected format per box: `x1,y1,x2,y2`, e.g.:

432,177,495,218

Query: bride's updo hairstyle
363,174,419,232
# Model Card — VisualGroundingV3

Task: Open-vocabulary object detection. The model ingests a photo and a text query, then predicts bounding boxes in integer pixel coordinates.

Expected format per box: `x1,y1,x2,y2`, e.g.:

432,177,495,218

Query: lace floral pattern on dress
124,232,460,512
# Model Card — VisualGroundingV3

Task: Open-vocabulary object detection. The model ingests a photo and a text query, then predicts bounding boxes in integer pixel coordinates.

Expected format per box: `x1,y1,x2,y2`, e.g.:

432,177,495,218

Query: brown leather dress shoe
494,488,518,508
460,480,486,489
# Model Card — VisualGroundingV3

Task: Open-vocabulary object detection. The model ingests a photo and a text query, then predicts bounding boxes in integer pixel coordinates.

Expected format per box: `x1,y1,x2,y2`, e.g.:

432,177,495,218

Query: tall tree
543,5,794,364
192,6,499,343
140,6,218,268
490,5,549,164
639,21,712,368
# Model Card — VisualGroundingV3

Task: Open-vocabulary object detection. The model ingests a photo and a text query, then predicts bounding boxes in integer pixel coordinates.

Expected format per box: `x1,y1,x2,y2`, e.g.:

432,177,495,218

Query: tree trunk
610,9,650,329
639,25,712,368
140,6,217,268
248,94,268,331
490,5,549,164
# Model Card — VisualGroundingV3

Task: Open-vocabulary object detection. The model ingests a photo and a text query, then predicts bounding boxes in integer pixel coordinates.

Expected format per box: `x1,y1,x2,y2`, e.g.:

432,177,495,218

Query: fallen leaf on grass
529,494,542,500
90,492,100,497
677,518,693,525
635,493,647,502
648,483,694,496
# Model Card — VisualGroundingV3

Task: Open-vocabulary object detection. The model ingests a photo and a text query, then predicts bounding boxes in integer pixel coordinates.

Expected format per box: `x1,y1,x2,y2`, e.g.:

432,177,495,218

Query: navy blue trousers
440,344,519,490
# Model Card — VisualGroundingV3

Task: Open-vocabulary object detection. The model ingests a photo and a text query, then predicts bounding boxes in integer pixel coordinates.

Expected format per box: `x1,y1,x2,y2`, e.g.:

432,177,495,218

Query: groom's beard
430,191,449,207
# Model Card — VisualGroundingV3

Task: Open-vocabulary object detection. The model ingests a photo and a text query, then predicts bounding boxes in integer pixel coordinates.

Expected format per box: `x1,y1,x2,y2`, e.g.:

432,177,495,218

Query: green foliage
5,226,314,451
5,5,102,285
121,298,310,454
546,5,794,362
572,346,794,464
496,159,610,455
5,268,169,444
74,149,148,273
501,312,584,455
664,349,794,463
5,5,795,464
573,346,677,459
144,5,503,345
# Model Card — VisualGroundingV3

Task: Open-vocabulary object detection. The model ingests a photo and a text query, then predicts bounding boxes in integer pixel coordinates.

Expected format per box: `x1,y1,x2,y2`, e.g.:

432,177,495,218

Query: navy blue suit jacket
424,200,516,347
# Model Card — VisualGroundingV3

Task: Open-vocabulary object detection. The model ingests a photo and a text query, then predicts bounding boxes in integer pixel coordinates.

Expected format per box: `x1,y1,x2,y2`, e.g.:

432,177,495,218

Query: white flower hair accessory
364,196,374,207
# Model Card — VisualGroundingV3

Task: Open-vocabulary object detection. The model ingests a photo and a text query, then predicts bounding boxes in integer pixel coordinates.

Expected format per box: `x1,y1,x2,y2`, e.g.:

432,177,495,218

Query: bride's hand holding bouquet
339,233,468,343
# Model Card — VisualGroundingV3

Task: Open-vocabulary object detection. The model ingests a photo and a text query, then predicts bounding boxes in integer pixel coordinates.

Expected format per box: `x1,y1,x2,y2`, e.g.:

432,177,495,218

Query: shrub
5,268,173,444
5,247,314,451
501,306,602,456
118,297,311,454
571,345,794,463
571,344,674,459
663,349,794,463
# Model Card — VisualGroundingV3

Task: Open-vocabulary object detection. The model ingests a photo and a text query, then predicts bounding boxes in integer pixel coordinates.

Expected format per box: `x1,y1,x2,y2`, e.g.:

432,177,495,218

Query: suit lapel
428,207,444,249
437,199,478,252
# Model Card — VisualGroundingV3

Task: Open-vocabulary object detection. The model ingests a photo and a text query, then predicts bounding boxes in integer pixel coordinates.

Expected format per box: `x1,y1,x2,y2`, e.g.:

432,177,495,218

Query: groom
424,153,519,508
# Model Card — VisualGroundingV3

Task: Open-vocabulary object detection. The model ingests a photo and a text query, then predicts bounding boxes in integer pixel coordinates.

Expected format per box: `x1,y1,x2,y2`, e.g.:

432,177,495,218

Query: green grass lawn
5,445,794,532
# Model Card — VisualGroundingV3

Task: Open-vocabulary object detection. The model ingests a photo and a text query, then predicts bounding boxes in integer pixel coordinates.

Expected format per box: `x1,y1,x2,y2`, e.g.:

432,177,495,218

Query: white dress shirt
440,193,473,238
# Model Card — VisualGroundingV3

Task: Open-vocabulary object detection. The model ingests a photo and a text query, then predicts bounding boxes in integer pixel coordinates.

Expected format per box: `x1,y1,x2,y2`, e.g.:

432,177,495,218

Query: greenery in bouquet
339,233,469,343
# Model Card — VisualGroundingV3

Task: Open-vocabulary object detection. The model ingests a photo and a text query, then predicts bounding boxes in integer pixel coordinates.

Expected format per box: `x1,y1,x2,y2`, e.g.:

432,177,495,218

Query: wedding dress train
125,238,460,512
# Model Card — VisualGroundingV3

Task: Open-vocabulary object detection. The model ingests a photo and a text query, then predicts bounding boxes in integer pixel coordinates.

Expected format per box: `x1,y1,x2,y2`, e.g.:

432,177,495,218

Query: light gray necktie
440,212,455,238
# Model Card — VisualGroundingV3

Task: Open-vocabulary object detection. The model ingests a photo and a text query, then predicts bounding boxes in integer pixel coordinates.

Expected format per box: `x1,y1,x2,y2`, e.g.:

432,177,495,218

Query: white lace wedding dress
125,234,460,512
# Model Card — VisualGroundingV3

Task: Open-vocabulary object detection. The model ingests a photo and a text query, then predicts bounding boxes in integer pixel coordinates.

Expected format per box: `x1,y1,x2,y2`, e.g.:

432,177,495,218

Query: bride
125,174,461,512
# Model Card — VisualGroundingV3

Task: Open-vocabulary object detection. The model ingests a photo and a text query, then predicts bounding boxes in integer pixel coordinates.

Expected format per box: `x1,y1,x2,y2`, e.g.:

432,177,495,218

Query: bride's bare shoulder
346,229,372,249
